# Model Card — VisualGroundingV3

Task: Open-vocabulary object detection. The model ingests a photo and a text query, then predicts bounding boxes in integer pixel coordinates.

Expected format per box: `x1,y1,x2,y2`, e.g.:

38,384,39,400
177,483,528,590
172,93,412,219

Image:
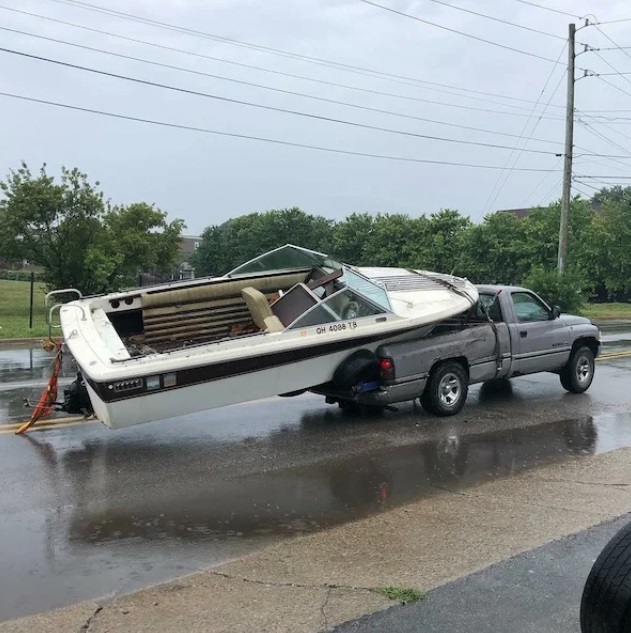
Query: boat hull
84,336,400,429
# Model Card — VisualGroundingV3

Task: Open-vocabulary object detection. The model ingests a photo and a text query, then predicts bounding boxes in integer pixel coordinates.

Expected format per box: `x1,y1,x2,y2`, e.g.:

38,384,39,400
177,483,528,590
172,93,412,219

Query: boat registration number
315,321,357,334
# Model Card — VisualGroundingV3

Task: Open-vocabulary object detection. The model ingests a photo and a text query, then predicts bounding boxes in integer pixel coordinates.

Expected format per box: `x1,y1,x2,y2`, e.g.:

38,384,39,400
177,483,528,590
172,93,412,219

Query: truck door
509,291,571,375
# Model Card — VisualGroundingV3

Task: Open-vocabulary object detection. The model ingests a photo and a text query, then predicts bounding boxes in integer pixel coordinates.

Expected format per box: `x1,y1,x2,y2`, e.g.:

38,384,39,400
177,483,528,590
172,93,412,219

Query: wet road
2,339,631,620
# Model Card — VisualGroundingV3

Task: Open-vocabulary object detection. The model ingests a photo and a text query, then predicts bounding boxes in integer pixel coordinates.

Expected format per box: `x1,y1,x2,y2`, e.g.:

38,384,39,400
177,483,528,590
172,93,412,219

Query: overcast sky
1,0,631,234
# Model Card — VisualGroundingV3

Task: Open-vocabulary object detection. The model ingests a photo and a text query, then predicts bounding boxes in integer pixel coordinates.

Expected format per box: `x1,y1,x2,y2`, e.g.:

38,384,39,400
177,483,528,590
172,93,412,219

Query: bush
524,266,589,314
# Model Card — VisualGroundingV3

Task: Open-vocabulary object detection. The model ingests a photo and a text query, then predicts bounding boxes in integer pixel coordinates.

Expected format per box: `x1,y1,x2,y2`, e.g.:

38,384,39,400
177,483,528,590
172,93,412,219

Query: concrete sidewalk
3,448,631,633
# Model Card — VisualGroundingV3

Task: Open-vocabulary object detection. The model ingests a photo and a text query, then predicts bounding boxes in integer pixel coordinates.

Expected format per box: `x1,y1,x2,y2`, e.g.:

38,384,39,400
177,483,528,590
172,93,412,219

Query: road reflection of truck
314,285,601,416
49,415,597,545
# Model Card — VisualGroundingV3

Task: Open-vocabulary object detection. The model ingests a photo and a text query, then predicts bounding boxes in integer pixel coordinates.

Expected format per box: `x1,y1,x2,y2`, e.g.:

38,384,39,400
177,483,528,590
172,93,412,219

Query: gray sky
1,0,631,234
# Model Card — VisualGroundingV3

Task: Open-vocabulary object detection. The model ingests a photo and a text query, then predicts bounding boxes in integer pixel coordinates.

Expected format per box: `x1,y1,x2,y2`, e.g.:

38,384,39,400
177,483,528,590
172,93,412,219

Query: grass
0,279,50,340
376,586,426,604
582,303,631,320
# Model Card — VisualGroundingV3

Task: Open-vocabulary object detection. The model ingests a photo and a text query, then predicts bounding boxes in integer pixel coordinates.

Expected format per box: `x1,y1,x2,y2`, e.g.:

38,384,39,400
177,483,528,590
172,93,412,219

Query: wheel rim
576,355,592,383
438,373,462,407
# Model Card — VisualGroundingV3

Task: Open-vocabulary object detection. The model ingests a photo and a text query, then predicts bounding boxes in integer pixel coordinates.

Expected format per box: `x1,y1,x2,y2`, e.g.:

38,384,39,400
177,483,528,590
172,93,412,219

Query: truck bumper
312,378,427,407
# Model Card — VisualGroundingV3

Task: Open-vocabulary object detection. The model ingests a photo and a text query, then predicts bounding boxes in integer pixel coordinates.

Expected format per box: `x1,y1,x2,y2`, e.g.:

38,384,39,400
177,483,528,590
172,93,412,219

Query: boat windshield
288,285,388,329
342,267,391,311
226,244,342,277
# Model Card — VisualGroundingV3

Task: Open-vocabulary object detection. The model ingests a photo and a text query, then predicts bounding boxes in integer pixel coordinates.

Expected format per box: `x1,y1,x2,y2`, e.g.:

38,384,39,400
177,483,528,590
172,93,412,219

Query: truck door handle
520,331,528,338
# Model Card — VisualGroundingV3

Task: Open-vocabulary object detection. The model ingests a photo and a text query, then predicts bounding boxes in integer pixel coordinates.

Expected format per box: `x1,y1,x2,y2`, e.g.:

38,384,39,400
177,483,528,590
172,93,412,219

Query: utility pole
557,22,576,273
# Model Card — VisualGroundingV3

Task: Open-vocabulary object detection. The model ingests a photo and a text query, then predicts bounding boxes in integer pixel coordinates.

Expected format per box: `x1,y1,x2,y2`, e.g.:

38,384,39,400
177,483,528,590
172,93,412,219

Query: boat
52,244,479,429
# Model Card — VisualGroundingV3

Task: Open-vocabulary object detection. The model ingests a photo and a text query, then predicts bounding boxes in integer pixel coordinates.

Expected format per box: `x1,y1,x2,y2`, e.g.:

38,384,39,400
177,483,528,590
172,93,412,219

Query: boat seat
241,287,284,333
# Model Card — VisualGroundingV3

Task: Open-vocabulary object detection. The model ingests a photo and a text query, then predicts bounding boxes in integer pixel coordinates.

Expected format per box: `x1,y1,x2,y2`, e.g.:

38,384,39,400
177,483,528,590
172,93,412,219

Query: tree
0,162,184,293
192,207,335,275
459,211,528,284
332,213,375,265
585,195,631,299
103,202,185,289
420,209,471,273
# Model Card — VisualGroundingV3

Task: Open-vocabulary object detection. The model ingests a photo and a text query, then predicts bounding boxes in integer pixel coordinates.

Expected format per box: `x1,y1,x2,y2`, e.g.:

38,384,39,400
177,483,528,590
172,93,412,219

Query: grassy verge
582,303,631,321
0,279,50,340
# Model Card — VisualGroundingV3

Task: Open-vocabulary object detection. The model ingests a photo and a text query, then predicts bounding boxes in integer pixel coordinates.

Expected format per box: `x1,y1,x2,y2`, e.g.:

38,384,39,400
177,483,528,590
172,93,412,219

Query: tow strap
15,340,63,435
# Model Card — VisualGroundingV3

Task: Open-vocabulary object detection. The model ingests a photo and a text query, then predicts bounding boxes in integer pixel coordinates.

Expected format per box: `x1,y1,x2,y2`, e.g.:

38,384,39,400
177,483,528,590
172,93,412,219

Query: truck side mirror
550,305,561,319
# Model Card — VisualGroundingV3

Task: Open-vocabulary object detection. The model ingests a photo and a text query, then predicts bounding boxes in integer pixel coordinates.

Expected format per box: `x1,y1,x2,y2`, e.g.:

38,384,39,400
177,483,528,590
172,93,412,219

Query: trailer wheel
332,349,379,390
422,361,468,417
560,346,595,394
580,520,631,633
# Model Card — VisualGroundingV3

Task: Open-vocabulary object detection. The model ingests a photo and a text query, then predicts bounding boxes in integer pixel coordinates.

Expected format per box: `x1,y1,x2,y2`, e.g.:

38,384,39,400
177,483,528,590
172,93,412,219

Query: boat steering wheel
342,301,361,320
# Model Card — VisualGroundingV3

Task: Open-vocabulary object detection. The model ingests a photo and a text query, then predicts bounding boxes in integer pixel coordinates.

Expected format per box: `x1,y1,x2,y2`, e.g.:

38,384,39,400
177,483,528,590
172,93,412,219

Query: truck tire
580,520,631,633
422,361,468,417
560,346,595,394
332,349,379,390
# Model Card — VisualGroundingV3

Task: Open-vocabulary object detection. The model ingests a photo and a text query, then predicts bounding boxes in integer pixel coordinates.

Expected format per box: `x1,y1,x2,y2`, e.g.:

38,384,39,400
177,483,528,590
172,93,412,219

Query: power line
48,0,434,79
596,75,631,99
593,17,631,26
575,175,631,179
505,0,580,19
0,6,567,115
572,183,597,197
590,50,631,91
0,26,566,144
539,176,564,206
590,24,631,62
575,119,631,165
0,90,561,172
0,45,566,155
421,0,567,40
523,156,563,206
358,0,564,63
482,42,568,214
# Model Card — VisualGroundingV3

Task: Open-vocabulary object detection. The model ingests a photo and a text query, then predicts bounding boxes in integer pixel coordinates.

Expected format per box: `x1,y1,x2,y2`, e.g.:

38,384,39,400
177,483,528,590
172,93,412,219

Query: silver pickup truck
313,284,601,417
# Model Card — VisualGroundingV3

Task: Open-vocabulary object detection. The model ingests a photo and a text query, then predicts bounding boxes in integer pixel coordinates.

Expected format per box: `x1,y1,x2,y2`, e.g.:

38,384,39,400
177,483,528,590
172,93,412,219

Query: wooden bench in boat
139,271,309,349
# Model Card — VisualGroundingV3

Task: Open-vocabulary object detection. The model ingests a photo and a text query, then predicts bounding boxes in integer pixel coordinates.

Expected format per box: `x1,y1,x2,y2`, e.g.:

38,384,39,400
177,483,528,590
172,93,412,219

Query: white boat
54,245,479,429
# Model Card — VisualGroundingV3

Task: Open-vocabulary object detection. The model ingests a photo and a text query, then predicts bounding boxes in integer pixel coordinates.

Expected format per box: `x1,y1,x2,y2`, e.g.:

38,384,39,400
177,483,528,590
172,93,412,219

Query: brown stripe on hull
84,325,424,404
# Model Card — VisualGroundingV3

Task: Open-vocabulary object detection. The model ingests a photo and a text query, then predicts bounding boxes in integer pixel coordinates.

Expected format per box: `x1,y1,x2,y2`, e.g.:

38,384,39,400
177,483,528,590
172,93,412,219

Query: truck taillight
379,357,395,381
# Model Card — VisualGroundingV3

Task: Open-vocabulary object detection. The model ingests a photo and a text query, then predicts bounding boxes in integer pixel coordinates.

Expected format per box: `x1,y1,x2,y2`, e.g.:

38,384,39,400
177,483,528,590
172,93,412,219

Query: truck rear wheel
560,346,595,394
422,361,468,417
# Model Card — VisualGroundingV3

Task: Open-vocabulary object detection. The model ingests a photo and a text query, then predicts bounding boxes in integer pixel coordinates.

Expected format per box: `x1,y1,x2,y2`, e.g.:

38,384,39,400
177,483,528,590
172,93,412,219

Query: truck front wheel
560,346,595,394
422,361,469,417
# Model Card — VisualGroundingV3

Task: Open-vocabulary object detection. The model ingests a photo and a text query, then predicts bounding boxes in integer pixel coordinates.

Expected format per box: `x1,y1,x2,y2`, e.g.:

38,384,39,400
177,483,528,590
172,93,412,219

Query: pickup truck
313,284,601,417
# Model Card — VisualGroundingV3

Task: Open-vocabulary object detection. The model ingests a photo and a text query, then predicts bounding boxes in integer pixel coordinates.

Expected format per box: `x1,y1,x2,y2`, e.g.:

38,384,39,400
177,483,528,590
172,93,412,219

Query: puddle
62,413,630,544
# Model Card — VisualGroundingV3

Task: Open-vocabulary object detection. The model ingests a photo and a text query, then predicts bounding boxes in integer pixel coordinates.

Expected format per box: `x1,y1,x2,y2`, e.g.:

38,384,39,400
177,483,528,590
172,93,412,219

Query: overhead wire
595,75,631,99
358,0,564,63
0,90,561,172
539,176,564,206
0,26,567,143
419,0,567,40
0,45,565,155
0,6,568,115
572,182,597,197
590,23,631,62
523,156,563,206
481,42,568,214
504,0,580,19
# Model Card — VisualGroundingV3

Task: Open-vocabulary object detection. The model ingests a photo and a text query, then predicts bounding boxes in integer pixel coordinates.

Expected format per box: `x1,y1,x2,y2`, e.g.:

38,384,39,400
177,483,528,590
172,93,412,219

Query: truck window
511,292,550,323
476,293,503,322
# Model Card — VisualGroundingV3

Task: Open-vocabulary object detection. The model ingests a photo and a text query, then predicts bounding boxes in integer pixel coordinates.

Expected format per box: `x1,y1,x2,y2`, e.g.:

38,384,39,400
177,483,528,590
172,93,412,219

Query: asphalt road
334,513,631,633
1,341,631,621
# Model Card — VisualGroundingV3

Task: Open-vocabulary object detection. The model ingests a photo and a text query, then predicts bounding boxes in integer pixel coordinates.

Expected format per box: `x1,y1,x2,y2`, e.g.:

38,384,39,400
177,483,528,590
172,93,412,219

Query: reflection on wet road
1,341,631,620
